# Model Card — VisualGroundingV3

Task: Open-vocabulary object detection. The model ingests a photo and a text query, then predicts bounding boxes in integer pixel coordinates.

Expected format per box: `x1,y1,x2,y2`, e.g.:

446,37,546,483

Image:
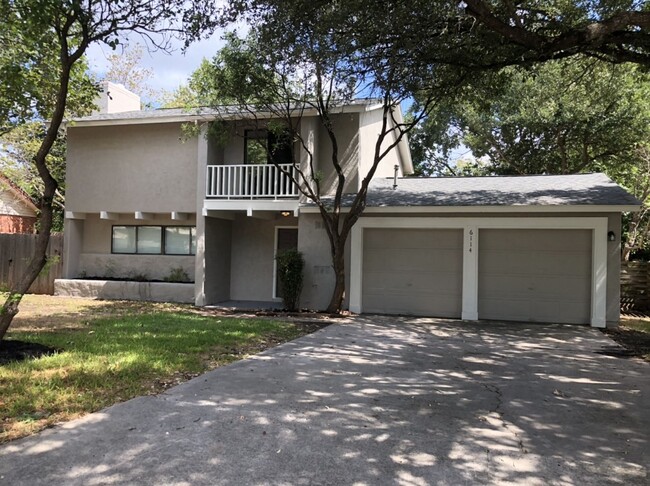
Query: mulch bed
0,340,60,365
602,327,650,361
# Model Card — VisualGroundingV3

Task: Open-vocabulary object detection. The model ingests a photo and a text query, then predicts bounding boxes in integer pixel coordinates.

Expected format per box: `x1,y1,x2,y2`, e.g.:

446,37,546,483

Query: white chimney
95,81,141,114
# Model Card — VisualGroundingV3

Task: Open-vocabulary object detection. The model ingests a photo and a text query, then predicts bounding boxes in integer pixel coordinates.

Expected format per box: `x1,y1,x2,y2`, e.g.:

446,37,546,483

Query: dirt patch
0,340,60,365
602,327,650,361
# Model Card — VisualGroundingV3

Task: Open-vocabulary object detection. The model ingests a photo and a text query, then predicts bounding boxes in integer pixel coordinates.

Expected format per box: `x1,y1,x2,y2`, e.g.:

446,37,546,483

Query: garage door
478,229,592,324
362,228,463,317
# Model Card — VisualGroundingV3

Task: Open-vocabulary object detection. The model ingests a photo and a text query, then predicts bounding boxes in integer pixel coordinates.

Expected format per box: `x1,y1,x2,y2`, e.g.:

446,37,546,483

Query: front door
274,227,299,298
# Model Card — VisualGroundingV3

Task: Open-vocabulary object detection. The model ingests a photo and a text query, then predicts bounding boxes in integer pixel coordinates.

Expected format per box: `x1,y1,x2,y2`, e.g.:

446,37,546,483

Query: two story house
58,85,640,328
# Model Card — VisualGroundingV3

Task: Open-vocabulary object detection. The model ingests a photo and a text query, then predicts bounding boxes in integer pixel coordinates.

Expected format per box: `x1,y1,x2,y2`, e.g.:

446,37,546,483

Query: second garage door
478,229,592,324
362,228,463,317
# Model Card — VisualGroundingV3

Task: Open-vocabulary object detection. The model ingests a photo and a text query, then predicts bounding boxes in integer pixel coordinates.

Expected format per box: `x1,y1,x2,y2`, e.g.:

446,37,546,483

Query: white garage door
478,229,592,324
362,228,463,317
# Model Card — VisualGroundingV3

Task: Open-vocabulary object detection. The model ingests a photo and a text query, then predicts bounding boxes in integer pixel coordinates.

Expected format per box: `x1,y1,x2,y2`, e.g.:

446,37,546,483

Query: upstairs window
244,128,293,165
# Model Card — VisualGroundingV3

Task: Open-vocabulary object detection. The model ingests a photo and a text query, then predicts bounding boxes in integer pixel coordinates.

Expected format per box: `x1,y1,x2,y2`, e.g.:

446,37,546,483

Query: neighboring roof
70,99,384,127
0,173,38,213
307,173,641,209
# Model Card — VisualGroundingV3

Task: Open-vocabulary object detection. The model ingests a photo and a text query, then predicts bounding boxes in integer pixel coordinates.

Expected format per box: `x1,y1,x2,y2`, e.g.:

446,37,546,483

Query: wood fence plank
0,233,63,295
620,261,649,312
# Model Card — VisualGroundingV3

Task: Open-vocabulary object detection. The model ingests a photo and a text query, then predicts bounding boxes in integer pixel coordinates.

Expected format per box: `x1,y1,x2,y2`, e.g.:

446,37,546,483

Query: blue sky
86,33,225,93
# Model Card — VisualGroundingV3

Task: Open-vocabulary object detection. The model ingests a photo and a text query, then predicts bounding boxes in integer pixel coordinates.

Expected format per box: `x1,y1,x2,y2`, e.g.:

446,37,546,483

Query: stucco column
194,124,209,306
461,225,479,320
62,216,84,278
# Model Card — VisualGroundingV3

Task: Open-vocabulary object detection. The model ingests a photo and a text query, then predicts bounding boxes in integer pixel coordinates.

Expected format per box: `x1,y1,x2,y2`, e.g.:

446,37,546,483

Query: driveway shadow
0,318,648,485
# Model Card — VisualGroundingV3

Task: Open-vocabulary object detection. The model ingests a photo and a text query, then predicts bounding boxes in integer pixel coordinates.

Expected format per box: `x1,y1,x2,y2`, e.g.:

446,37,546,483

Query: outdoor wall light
608,231,616,242
281,211,291,217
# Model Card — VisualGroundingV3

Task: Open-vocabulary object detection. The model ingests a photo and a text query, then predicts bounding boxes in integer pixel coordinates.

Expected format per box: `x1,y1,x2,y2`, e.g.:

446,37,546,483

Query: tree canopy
0,0,217,340
409,56,650,258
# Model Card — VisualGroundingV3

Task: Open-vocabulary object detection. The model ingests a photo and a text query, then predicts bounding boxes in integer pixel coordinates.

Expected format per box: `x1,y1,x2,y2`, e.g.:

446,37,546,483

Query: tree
104,44,160,107
409,56,650,258
0,0,215,341
192,19,459,312
338,0,650,69
607,144,650,260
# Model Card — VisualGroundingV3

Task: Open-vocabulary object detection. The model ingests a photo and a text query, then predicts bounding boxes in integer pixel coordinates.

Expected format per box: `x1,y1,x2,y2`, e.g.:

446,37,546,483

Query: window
165,227,196,255
137,226,162,254
244,128,294,166
245,129,268,165
112,226,196,255
112,226,136,254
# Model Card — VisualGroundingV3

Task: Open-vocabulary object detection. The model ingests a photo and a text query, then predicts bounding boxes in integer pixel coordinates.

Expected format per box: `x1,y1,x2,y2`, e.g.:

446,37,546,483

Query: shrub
276,249,304,311
164,267,191,283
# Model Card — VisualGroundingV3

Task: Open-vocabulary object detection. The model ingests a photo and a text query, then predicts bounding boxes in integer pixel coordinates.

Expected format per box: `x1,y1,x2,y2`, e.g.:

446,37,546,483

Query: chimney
94,81,141,114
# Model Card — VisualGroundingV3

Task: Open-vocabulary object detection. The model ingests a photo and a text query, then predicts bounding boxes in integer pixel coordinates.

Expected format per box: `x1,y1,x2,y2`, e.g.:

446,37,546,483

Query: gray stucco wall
606,213,622,326
297,213,350,311
66,123,197,213
204,217,232,304
317,114,359,195
229,215,299,302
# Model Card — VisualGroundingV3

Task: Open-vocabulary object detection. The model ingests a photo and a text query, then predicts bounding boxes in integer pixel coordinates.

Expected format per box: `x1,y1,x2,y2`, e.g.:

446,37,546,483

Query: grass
0,295,321,443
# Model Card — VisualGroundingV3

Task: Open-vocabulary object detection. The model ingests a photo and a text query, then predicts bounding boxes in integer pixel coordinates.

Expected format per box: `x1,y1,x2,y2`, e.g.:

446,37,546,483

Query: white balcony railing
206,164,299,199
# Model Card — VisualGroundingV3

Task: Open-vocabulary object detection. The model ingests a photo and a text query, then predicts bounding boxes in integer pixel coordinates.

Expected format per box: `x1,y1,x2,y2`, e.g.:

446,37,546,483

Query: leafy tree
103,44,160,107
315,0,650,69
193,20,458,312
607,144,650,260
1,123,67,231
0,0,215,341
410,57,650,258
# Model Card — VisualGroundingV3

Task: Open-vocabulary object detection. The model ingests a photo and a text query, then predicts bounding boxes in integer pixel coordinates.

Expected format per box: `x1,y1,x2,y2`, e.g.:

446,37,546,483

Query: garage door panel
362,228,462,317
363,292,461,317
364,270,462,293
480,275,590,300
364,249,462,273
478,229,591,324
479,230,591,252
480,250,591,276
364,228,461,249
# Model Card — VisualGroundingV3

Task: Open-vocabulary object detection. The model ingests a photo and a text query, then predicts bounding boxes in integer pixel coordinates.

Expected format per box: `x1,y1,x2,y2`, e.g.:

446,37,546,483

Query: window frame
111,225,196,256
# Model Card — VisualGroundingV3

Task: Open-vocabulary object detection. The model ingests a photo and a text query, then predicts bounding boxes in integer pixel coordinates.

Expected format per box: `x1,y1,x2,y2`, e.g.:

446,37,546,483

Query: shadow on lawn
0,319,648,485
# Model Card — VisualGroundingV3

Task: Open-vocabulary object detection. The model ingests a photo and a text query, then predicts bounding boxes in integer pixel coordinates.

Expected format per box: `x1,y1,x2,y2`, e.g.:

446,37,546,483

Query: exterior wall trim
349,216,609,328
300,205,639,214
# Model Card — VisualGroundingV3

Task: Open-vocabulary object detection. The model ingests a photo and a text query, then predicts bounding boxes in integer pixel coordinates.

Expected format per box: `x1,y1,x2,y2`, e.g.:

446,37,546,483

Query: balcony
206,164,299,199
204,164,300,215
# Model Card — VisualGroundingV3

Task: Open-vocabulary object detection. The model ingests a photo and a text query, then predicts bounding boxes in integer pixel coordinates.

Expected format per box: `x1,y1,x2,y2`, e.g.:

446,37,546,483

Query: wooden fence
0,233,63,295
621,261,649,313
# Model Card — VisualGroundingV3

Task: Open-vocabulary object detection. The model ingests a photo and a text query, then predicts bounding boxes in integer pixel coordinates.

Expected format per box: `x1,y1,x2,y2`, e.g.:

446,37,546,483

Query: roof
0,173,38,213
70,99,384,127
310,173,641,209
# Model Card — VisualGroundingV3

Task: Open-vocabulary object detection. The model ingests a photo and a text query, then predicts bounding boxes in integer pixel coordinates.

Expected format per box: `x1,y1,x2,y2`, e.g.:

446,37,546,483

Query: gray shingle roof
324,173,640,207
72,99,381,124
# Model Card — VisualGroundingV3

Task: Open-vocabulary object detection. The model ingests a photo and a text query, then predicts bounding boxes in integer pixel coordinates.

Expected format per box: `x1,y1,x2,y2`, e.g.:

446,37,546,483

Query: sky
85,33,226,93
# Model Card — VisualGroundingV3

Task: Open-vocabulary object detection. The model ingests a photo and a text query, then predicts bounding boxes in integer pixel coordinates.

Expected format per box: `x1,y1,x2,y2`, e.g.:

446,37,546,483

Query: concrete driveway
0,318,648,485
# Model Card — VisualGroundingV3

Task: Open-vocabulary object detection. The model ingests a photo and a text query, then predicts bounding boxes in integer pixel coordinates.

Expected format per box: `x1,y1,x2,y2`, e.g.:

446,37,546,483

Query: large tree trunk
0,185,56,341
326,243,346,314
0,55,71,341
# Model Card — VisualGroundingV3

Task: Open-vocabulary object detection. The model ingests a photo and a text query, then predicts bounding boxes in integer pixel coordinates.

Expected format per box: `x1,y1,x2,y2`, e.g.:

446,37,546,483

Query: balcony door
245,129,294,197
274,227,299,300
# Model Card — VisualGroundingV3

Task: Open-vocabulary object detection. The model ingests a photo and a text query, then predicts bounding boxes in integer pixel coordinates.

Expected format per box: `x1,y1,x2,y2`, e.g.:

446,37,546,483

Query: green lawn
0,296,319,443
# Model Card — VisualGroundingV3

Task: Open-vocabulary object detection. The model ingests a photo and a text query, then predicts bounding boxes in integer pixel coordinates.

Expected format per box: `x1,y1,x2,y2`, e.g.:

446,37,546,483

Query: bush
276,249,304,311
